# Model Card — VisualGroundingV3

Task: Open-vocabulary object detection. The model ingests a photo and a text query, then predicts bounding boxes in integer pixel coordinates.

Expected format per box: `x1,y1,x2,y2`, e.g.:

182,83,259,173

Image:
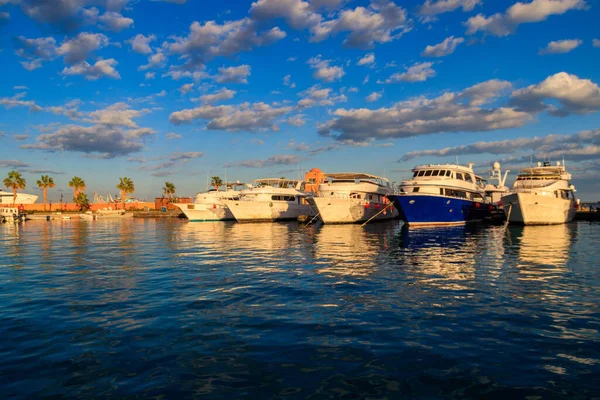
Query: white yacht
501,161,577,225
0,189,38,205
221,178,314,222
173,182,250,222
307,173,399,224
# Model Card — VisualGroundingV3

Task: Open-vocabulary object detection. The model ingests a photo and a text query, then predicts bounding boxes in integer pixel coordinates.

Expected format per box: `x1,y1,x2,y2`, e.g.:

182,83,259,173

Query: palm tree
74,192,90,211
117,177,135,208
210,176,223,191
68,176,86,201
163,182,176,202
36,175,55,211
3,171,26,207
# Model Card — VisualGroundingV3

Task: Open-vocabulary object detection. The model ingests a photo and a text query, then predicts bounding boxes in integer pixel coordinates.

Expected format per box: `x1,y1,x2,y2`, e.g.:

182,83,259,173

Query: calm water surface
1,219,599,399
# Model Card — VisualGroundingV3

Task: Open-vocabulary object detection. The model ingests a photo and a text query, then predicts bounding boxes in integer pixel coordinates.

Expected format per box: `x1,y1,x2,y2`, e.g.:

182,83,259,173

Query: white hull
0,192,38,205
221,200,314,222
502,192,577,225
173,203,234,221
309,197,398,224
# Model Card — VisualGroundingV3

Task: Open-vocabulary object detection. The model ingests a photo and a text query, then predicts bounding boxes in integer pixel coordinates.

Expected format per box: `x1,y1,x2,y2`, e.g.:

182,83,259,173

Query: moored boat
388,164,493,227
501,161,577,225
221,178,314,222
172,182,250,221
0,189,38,205
307,173,399,224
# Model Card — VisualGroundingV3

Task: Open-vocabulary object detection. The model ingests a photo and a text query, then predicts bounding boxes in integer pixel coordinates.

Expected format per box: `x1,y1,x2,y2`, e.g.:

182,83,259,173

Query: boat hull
389,194,492,227
308,197,398,224
0,192,38,205
173,203,234,222
501,192,576,225
221,200,314,222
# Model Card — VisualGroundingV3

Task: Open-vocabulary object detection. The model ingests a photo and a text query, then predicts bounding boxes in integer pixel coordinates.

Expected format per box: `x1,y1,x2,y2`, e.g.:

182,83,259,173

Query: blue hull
388,194,492,226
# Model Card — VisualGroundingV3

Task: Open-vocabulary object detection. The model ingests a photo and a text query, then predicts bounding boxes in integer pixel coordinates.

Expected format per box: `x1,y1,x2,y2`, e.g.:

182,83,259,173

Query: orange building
304,168,327,193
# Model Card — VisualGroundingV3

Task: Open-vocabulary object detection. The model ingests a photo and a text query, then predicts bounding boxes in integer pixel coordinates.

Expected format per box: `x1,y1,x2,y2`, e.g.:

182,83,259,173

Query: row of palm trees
3,171,178,210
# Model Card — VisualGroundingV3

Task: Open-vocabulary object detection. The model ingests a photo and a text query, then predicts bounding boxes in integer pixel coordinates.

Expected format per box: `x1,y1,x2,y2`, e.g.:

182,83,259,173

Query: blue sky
1,0,600,201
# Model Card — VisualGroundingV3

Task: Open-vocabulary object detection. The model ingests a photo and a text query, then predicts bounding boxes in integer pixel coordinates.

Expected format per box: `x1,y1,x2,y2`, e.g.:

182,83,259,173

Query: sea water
1,219,599,398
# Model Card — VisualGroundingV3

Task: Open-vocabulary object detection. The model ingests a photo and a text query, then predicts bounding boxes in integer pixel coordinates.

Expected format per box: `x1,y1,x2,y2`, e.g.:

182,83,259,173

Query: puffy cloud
85,102,150,127
129,33,156,54
311,1,410,48
250,0,321,29
418,0,481,17
538,39,582,55
13,134,30,141
98,11,133,32
510,72,600,116
22,124,156,158
308,55,344,82
145,72,155,80
165,132,182,140
62,59,121,80
169,102,293,132
0,92,42,111
399,129,600,162
421,36,464,57
286,114,306,126
14,36,58,70
366,90,383,102
357,53,375,66
297,84,347,108
386,62,436,83
283,74,296,88
465,0,587,37
179,83,194,95
168,18,285,68
224,155,302,168
458,79,513,106
57,32,109,64
214,64,251,84
318,79,532,142
195,88,237,104
593,38,600,47
138,50,167,70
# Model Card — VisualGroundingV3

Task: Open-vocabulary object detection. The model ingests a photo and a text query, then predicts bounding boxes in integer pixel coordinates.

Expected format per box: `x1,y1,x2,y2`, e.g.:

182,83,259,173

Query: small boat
501,161,577,225
172,182,250,222
387,163,493,227
221,178,315,222
0,189,38,205
307,172,399,224
0,207,24,223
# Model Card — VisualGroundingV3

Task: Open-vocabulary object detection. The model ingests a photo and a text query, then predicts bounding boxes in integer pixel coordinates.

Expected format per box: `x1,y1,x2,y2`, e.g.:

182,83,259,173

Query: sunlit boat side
501,161,578,225
173,182,251,222
307,172,399,224
387,164,493,227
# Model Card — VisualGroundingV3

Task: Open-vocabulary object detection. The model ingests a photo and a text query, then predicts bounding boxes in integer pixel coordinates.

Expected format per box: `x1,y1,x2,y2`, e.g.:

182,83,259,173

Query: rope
304,211,321,227
504,203,512,226
360,202,395,227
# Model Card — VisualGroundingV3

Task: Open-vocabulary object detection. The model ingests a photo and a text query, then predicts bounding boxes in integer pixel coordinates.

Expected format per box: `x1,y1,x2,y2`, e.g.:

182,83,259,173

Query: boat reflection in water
390,224,479,291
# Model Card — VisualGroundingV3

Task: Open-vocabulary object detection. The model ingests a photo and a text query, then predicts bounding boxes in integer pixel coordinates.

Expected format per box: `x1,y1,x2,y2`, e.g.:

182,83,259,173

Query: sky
1,0,600,202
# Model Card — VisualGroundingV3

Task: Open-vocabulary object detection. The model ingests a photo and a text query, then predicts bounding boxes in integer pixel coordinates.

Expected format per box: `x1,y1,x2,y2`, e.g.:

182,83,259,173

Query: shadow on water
0,219,598,399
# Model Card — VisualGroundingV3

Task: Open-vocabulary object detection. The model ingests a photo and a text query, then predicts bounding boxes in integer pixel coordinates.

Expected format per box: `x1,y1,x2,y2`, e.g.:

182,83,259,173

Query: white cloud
466,0,587,37
98,11,133,32
308,55,344,82
366,90,383,102
169,102,293,132
286,115,306,127
283,74,296,88
318,79,532,142
250,0,321,29
418,0,481,17
538,39,582,55
130,33,156,54
214,64,251,84
0,92,42,111
168,18,286,68
195,88,237,104
145,72,156,80
224,155,301,168
138,50,167,70
357,53,375,66
510,72,600,116
85,102,150,128
421,36,464,57
62,59,121,80
179,83,194,95
594,39,600,47
166,132,182,140
57,32,109,64
297,84,347,108
386,62,436,83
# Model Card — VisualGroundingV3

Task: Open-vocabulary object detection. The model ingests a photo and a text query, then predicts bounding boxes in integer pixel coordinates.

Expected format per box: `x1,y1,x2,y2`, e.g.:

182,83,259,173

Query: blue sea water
0,219,599,399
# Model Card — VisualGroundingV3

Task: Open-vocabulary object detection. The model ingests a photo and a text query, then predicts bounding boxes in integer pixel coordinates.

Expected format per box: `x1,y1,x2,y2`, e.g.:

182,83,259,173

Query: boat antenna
455,155,459,165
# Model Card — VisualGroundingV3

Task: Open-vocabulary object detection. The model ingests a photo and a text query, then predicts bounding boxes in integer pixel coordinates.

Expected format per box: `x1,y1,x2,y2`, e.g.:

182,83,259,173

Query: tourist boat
173,182,250,221
501,161,577,225
221,178,314,222
387,164,493,227
0,189,38,205
0,207,24,223
306,173,399,224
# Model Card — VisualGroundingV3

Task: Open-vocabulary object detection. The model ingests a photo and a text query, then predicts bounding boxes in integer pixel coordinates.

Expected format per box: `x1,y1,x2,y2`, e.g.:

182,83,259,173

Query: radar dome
493,162,500,171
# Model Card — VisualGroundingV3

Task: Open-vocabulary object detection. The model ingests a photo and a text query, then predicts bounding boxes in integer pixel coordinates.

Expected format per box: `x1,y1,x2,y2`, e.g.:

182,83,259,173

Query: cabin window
465,174,473,183
350,193,362,199
424,170,433,177
440,188,444,195
456,173,464,180
284,196,296,202
413,172,419,177
432,170,440,176
308,178,316,183
446,171,452,177
413,187,420,192
418,171,425,176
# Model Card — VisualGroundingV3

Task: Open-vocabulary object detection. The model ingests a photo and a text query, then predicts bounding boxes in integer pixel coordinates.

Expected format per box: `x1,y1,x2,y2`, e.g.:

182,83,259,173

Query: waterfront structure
0,189,38,205
173,182,250,221
221,179,314,222
388,164,493,227
307,173,399,224
501,161,577,225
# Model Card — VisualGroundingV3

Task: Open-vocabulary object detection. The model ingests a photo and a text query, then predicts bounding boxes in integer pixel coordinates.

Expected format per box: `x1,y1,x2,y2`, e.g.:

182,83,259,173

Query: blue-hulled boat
388,164,494,227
